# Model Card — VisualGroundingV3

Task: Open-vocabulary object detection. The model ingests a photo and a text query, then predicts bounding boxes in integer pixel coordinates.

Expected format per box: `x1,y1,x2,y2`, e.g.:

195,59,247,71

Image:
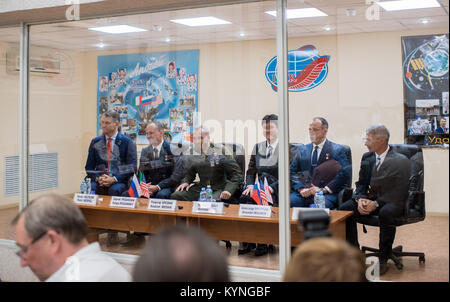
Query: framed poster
402,34,449,147
97,49,199,144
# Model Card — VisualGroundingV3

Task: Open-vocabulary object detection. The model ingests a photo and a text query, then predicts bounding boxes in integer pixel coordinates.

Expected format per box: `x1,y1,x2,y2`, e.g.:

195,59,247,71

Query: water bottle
206,185,213,202
314,189,326,209
80,179,87,194
199,188,207,202
85,178,92,194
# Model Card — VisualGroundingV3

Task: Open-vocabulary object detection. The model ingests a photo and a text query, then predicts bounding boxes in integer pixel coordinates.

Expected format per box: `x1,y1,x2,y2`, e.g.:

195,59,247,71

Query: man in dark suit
171,126,242,202
290,117,350,209
239,114,279,256
435,118,449,134
339,125,411,275
138,122,185,199
85,110,137,196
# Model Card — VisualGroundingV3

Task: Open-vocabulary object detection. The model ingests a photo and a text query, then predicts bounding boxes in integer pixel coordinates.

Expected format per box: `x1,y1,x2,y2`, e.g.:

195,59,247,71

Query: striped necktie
376,156,381,171
107,137,112,173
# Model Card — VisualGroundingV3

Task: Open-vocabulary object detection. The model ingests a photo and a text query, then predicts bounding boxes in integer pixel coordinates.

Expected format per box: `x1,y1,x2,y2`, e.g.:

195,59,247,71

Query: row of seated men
86,110,412,273
85,111,350,209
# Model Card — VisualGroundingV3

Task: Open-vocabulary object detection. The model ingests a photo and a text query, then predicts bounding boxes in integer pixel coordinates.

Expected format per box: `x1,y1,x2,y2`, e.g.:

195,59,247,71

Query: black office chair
337,144,353,209
358,144,426,269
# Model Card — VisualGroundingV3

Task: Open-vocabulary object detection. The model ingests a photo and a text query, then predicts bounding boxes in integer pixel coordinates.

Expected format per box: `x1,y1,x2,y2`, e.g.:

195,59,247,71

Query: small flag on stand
128,174,142,198
139,172,150,198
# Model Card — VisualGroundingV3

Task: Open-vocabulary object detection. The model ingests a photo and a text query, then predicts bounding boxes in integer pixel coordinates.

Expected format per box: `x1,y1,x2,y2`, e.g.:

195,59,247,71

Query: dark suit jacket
139,140,185,190
85,132,137,184
290,140,350,193
182,143,243,194
245,141,279,202
435,126,448,134
354,147,411,207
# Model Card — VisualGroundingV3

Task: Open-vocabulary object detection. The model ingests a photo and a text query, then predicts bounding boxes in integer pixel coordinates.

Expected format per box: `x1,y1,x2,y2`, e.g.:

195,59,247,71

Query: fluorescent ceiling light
88,25,147,34
265,8,328,19
0,0,104,13
377,0,440,11
170,16,231,26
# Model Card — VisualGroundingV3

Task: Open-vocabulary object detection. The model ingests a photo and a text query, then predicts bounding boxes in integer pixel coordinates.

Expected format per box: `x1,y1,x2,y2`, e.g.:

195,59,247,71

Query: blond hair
283,238,367,282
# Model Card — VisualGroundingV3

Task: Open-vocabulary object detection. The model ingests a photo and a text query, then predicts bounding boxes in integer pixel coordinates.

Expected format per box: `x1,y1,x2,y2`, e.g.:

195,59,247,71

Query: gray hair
366,124,390,143
102,110,120,123
12,194,88,245
147,121,165,132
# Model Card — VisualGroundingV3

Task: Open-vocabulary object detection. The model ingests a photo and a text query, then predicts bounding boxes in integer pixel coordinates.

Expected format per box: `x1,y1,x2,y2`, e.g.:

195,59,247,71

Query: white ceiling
0,0,448,51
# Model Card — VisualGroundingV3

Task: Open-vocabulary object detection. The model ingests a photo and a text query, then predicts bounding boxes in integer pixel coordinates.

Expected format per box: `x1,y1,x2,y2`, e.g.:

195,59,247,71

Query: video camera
297,210,331,240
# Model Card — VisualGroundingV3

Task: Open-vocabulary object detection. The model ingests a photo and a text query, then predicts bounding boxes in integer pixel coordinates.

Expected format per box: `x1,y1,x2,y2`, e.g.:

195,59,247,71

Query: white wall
0,27,448,214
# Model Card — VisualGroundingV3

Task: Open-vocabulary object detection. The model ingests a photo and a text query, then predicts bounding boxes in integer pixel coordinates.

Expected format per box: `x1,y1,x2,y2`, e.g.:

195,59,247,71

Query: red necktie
107,137,112,173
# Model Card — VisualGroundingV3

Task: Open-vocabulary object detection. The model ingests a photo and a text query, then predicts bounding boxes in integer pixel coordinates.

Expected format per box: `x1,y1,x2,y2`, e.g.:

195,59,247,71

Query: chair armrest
404,191,425,219
338,187,353,208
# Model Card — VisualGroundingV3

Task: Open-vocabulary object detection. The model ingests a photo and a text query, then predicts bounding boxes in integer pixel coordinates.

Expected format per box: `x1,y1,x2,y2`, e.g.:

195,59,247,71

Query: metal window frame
17,0,290,278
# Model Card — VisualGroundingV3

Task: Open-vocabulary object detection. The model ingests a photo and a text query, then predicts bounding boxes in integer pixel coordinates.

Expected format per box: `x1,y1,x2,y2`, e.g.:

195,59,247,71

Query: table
77,195,353,246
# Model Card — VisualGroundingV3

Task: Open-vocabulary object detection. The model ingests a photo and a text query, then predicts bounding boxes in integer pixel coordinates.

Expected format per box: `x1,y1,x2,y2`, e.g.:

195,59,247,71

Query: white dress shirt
152,140,164,159
266,139,278,157
105,131,118,153
311,139,327,163
375,146,390,171
46,242,131,282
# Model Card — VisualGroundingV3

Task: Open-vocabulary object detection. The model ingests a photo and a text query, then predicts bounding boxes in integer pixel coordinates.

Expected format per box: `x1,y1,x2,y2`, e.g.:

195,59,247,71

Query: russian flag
128,174,142,198
138,94,163,107
250,175,263,205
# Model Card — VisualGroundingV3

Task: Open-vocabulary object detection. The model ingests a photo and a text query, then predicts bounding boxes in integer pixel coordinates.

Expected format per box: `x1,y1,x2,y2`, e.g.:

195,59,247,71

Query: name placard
291,207,330,221
148,199,177,211
73,193,98,206
192,202,224,215
110,196,137,209
238,204,272,218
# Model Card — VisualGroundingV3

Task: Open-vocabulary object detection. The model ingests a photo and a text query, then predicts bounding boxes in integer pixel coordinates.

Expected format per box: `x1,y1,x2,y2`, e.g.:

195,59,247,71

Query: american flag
139,172,150,198
263,177,273,205
251,175,270,206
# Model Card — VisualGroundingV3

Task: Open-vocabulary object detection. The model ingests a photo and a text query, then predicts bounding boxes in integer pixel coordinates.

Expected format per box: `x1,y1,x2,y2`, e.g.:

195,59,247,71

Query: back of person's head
12,194,88,245
133,225,229,282
283,237,367,282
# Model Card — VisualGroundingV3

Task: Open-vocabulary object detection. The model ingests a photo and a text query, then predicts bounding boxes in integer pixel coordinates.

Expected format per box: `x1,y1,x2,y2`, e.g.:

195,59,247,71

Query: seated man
12,194,131,282
85,110,137,196
290,117,350,209
130,122,184,199
239,114,279,256
171,126,242,202
339,125,411,275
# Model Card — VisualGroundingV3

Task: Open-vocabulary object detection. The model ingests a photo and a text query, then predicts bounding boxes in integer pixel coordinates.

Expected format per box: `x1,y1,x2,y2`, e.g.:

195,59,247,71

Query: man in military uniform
171,126,242,201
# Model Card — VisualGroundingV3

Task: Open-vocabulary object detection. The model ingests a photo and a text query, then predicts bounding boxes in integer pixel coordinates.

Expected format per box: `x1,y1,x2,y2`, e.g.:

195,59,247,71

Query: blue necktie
267,145,273,158
311,146,319,171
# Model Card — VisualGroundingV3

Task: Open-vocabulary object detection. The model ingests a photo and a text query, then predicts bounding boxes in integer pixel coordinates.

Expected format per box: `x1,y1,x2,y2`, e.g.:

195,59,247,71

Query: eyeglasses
15,231,48,259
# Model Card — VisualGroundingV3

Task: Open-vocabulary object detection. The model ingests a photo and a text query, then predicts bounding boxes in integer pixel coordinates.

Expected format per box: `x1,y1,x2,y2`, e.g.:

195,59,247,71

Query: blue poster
97,49,199,144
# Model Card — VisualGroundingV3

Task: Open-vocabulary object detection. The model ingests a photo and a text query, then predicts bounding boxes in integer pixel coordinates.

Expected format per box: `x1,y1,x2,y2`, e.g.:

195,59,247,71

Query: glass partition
0,26,21,241
28,0,281,275
21,0,450,282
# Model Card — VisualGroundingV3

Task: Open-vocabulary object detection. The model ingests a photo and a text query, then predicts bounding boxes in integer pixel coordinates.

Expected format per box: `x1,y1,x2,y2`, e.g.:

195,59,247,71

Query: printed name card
238,204,272,218
110,196,137,209
148,199,177,211
73,193,98,206
192,202,224,215
291,207,330,221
